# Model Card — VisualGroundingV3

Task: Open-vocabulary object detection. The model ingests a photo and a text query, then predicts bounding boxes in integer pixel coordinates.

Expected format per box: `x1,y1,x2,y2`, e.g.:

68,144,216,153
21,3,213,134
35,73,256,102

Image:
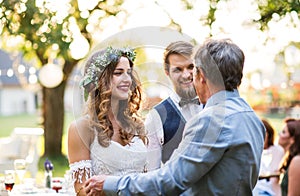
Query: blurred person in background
278,118,298,153
253,119,285,196
279,118,300,196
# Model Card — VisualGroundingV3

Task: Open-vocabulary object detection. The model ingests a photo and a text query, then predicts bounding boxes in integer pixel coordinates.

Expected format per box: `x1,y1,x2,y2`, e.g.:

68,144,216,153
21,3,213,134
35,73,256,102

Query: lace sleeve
69,160,93,183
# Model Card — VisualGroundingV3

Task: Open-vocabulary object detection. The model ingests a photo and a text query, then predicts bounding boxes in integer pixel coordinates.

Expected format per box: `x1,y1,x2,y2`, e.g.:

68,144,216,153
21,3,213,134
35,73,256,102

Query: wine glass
0,175,4,191
4,170,15,193
14,159,27,185
51,177,64,193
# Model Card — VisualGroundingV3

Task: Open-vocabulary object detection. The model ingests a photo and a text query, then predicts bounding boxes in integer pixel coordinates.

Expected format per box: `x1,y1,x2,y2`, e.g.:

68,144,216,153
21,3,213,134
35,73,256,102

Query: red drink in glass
52,178,63,193
5,182,14,192
52,185,62,193
4,170,15,192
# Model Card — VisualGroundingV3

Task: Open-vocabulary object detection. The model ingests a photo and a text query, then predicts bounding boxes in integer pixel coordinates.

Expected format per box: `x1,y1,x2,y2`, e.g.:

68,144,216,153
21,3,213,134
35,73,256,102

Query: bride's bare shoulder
68,116,94,141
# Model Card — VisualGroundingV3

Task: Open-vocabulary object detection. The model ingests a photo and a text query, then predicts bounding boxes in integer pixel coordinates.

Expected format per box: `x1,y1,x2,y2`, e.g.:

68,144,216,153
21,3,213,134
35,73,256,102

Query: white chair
0,127,44,177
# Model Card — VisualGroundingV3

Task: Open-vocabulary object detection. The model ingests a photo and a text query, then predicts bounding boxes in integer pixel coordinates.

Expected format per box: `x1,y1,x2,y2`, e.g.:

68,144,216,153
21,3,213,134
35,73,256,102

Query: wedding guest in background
253,119,285,196
279,118,300,196
84,38,265,196
68,46,151,195
145,41,204,169
278,118,298,153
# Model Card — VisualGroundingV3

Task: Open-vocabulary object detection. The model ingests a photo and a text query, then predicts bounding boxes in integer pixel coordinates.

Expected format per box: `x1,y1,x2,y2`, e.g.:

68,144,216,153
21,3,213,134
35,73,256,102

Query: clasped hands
83,175,107,196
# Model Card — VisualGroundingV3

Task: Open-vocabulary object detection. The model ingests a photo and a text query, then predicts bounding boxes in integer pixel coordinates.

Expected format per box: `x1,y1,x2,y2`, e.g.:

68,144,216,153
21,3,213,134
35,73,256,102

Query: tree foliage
256,0,300,29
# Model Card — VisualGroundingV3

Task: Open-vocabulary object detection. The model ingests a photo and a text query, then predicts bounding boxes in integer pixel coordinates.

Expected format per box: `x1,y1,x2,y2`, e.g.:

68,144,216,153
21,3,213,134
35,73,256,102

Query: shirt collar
170,92,200,106
170,92,181,104
205,89,240,108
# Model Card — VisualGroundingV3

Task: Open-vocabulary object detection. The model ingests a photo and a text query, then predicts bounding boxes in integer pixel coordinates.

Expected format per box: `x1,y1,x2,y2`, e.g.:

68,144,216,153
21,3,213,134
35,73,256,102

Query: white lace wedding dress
69,134,148,183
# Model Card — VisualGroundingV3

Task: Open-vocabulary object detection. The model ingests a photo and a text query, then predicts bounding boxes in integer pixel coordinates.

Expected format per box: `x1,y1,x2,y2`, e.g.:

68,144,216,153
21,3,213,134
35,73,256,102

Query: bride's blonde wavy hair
83,49,146,147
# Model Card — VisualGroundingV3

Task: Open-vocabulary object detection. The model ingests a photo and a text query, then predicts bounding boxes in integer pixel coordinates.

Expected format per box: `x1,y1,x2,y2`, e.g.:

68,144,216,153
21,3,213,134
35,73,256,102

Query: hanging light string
0,54,38,89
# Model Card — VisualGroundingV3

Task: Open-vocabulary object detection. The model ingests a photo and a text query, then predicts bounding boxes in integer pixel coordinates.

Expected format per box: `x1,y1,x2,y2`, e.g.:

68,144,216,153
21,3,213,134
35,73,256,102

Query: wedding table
1,186,75,195
0,178,75,195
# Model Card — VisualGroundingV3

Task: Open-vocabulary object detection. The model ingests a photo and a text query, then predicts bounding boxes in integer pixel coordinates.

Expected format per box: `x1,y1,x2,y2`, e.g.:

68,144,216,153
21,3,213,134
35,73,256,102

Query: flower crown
80,46,136,94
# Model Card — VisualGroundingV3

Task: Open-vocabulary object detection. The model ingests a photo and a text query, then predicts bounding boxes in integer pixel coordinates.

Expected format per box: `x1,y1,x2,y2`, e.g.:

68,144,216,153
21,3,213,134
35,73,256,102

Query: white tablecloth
1,186,75,195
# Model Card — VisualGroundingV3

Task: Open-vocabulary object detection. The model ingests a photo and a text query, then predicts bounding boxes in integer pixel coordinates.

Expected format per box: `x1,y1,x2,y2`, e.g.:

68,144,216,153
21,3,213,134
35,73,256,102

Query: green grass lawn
0,112,73,179
0,113,42,137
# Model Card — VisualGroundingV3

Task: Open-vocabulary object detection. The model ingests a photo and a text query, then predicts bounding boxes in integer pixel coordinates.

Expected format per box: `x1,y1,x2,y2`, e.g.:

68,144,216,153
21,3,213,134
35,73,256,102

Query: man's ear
200,71,206,84
165,70,169,76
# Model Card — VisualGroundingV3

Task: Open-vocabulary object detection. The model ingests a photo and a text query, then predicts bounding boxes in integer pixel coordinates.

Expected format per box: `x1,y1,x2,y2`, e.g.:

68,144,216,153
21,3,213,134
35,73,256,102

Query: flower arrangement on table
44,158,54,188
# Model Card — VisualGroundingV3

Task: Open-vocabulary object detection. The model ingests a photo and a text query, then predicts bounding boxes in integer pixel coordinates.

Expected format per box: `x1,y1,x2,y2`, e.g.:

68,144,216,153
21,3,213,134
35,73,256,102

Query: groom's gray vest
154,97,186,163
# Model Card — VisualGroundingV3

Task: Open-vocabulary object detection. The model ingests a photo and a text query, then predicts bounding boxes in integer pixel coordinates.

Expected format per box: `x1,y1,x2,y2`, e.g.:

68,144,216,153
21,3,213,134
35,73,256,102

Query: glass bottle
45,170,52,189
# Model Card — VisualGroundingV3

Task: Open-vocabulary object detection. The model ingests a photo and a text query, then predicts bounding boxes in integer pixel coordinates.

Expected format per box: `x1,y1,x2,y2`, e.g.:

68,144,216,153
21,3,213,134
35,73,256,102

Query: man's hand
84,175,107,196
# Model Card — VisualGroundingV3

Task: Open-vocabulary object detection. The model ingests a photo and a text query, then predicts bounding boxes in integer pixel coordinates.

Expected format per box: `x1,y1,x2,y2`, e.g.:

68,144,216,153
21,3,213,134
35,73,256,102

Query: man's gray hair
194,39,245,91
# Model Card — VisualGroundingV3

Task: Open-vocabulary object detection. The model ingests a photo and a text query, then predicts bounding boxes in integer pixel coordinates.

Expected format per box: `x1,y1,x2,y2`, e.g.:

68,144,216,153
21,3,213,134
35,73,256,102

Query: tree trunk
42,81,66,157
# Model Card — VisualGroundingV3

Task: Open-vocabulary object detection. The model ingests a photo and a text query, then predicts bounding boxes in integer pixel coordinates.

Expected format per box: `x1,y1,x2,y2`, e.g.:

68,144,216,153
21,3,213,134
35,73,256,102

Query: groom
83,39,265,195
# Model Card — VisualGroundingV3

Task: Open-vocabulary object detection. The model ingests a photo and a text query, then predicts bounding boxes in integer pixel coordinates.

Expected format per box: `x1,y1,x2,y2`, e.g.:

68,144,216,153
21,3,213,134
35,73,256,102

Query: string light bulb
39,63,63,88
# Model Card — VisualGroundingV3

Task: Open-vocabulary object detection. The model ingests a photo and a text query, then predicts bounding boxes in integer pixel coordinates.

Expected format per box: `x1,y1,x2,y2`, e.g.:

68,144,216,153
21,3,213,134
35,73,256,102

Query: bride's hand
84,175,107,196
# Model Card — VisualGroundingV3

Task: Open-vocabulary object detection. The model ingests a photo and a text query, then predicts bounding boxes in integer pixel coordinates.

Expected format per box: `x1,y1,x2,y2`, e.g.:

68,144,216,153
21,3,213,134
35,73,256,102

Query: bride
68,46,149,195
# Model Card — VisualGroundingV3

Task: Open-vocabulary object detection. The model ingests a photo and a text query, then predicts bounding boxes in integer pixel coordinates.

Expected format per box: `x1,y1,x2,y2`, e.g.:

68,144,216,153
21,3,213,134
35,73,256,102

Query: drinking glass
63,170,73,193
51,177,64,193
4,170,15,193
14,159,27,184
0,176,4,191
